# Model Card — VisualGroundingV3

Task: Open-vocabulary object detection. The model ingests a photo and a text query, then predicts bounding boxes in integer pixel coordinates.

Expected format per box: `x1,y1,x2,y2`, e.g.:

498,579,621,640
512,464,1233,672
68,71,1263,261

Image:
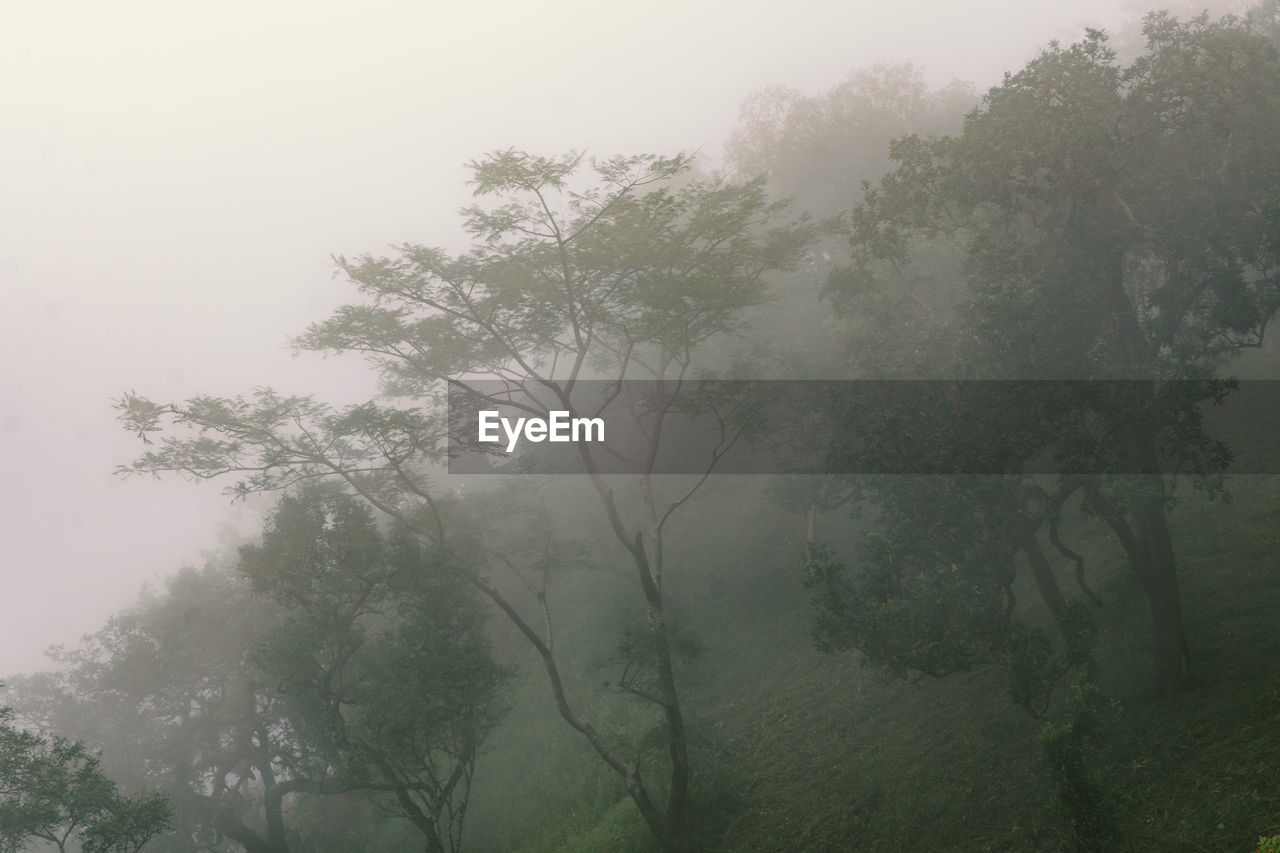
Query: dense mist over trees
4,5,1280,852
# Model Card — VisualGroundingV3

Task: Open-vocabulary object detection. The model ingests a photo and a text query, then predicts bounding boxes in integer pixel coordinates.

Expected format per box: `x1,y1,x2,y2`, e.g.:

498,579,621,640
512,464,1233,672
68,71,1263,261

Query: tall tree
828,13,1280,695
118,150,819,851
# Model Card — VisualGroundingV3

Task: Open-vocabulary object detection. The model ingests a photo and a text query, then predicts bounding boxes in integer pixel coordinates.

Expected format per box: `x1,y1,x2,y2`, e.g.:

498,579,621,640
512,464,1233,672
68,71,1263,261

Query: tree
827,13,1280,695
795,383,1104,715
726,64,977,375
65,563,315,852
0,694,170,853
241,486,509,853
81,793,173,853
22,496,506,853
727,63,975,222
26,558,364,853
118,150,819,851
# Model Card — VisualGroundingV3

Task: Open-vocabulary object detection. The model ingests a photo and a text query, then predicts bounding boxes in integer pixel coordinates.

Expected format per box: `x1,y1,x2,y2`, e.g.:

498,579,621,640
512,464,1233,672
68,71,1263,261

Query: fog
3,2,1279,851
0,0,1158,676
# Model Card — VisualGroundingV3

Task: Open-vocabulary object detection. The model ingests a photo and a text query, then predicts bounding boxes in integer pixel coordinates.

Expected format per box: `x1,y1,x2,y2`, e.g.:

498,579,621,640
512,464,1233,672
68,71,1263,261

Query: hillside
513,476,1280,852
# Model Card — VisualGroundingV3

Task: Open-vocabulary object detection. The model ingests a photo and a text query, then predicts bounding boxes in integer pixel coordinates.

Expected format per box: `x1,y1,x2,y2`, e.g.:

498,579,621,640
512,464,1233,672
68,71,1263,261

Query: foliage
117,149,819,853
727,64,975,222
303,150,819,394
80,793,173,853
796,386,1105,709
14,523,502,853
725,65,977,375
1037,676,1120,849
804,541,1005,678
0,696,170,853
820,11,1280,697
840,18,1280,378
712,476,1280,850
595,619,705,705
804,531,1097,717
93,11,1280,849
242,485,511,853
27,561,309,850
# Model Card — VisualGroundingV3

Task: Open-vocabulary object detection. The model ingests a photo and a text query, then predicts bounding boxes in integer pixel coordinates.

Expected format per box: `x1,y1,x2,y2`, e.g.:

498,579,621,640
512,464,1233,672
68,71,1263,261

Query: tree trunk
631,535,696,853
469,573,674,848
263,784,289,853
422,831,446,853
1123,381,1191,697
1091,252,1192,695
1132,501,1190,696
213,809,282,853
574,455,700,851
1020,524,1099,681
1086,384,1193,698
1020,526,1067,623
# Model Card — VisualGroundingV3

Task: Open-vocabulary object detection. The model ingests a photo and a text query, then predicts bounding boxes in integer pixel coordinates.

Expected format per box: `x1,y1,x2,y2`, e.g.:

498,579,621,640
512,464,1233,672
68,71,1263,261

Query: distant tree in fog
241,486,508,853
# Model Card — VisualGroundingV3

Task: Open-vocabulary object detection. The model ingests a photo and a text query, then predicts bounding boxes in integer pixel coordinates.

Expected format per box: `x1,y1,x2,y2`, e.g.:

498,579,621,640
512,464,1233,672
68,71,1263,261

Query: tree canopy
815,12,1280,697
118,150,819,853
0,695,170,853
87,9,1280,849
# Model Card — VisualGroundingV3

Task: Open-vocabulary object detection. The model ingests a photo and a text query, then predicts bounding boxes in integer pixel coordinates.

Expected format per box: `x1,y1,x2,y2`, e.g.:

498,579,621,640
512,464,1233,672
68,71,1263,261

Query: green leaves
804,538,1005,678
242,488,510,851
465,149,585,197
0,701,169,853
115,390,449,508
814,12,1277,699
832,14,1280,382
319,149,817,396
80,793,171,853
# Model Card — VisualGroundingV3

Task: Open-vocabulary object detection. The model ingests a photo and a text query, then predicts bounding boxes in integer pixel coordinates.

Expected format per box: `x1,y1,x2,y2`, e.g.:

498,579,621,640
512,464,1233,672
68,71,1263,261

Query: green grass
702,476,1280,851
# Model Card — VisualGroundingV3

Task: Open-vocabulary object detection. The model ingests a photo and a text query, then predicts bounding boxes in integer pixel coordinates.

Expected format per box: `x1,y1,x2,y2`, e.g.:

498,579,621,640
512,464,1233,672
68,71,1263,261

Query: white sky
0,0,1201,674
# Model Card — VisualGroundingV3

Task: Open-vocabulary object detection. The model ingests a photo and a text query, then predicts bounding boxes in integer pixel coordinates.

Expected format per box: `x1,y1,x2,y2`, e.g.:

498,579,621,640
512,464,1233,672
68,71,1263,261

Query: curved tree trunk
1018,525,1100,678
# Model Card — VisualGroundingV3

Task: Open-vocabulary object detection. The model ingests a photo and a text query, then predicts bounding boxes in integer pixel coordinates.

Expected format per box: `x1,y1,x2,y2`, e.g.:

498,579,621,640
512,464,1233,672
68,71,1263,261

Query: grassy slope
515,475,1280,852
707,476,1280,852
481,473,1280,845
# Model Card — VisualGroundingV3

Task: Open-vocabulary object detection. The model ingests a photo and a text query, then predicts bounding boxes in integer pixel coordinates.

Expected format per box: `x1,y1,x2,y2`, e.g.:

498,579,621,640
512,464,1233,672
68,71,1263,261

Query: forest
4,4,1280,851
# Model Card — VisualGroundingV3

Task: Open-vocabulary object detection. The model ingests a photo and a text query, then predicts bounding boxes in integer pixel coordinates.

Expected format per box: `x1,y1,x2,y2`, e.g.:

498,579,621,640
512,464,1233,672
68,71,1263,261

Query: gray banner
446,379,1280,475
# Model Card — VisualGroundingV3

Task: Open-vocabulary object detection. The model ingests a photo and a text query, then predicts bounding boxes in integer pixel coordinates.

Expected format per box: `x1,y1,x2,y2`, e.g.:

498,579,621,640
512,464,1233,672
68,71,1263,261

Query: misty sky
1,0,1219,675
